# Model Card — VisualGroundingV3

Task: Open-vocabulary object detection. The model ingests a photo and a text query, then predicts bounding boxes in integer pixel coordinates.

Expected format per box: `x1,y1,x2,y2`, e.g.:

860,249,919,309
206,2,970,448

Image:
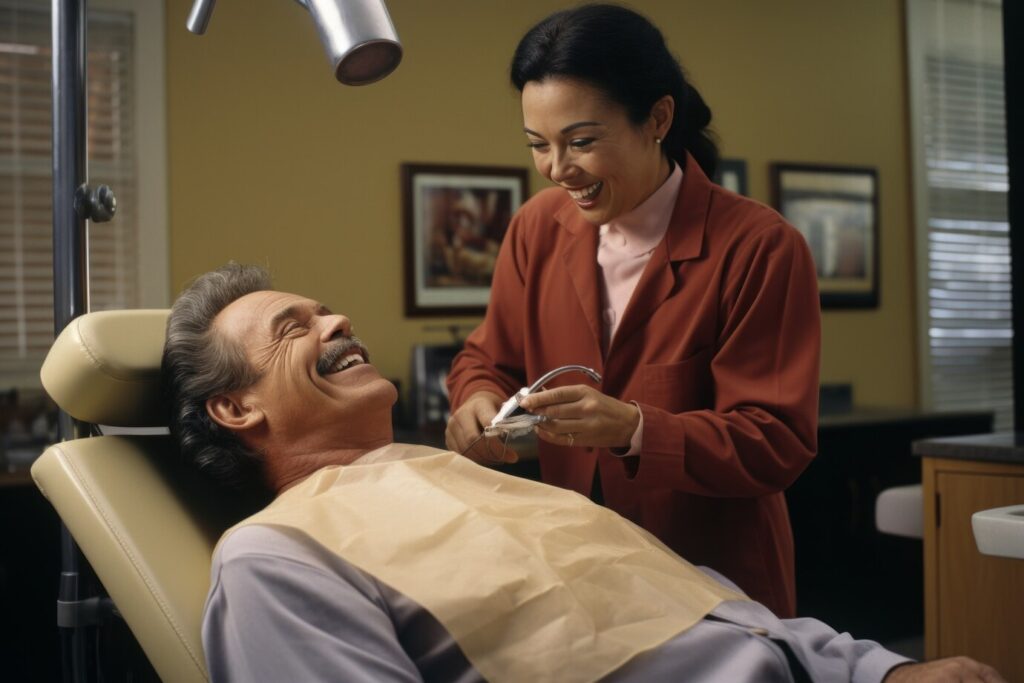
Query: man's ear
206,392,265,432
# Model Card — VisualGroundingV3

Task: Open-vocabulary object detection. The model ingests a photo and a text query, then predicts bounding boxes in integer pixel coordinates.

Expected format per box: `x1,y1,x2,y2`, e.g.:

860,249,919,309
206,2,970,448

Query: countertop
912,431,1024,465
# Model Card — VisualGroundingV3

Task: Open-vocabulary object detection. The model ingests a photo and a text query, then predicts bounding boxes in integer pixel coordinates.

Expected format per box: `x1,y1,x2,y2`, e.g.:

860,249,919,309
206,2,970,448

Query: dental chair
31,309,262,682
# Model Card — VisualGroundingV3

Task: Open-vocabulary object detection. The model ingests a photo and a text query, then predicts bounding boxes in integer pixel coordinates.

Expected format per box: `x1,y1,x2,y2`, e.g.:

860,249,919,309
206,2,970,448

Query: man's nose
320,314,352,342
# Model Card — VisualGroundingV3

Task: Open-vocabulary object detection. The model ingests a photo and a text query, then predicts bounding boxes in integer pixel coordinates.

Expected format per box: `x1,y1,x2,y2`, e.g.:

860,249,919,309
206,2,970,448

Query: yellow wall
165,0,917,409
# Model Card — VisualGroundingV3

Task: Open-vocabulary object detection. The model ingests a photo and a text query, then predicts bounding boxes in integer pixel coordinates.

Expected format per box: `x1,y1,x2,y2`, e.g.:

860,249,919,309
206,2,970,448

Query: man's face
212,290,397,449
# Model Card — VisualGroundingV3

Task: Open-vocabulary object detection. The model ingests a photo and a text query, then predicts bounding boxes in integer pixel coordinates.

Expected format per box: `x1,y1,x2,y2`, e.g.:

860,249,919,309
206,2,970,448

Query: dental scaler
484,365,602,439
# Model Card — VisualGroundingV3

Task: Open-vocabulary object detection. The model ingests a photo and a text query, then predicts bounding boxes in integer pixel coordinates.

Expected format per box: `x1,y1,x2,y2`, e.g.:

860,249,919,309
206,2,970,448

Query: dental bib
222,445,747,682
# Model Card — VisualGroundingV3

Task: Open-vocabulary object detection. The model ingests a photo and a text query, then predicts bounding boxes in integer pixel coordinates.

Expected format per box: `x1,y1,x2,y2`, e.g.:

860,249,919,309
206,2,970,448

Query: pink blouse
598,163,684,454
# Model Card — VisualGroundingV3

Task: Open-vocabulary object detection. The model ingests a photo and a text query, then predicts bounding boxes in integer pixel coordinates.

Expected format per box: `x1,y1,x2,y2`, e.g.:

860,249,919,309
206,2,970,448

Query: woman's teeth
332,353,364,373
568,182,602,201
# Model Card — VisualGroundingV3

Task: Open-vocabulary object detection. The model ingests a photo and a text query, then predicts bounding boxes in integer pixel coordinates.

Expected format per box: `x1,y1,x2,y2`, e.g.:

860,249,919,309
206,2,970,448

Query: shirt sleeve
626,222,821,497
202,530,425,683
610,401,644,457
703,568,911,683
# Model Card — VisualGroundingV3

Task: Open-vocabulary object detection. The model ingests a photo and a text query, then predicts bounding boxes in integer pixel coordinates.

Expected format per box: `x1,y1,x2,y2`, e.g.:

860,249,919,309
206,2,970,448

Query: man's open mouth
327,352,365,374
317,339,368,376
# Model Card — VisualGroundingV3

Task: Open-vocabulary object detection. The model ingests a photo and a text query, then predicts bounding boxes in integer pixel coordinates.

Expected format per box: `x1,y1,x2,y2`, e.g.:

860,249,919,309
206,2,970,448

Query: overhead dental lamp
186,0,403,85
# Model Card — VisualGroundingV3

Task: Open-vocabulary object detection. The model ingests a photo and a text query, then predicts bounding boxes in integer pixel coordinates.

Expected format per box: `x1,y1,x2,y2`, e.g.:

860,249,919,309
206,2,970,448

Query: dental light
186,0,403,85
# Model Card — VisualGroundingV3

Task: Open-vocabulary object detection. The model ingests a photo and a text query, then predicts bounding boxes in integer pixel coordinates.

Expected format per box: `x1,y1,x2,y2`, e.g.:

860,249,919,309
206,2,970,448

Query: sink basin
972,505,1024,560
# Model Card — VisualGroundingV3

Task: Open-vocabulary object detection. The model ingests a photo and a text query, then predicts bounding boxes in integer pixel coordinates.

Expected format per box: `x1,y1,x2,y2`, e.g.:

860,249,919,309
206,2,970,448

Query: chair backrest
32,310,258,683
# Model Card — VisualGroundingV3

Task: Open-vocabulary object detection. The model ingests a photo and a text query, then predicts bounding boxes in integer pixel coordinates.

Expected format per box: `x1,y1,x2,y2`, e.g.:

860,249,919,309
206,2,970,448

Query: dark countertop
912,431,1024,465
818,407,992,429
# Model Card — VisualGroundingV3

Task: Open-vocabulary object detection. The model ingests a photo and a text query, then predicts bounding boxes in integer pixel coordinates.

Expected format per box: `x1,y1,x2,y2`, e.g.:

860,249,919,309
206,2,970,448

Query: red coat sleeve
627,222,821,497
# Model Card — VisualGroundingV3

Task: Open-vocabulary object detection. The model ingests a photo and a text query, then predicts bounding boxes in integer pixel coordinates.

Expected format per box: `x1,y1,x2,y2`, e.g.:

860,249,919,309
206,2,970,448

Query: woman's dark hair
510,3,718,178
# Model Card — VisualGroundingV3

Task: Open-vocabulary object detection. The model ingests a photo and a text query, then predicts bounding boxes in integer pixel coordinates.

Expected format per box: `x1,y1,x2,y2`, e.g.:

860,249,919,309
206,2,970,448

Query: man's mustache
316,336,369,375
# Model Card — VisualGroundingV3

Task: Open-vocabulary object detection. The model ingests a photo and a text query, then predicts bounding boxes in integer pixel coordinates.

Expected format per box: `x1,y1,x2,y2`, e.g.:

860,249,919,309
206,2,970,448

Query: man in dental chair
163,264,1003,683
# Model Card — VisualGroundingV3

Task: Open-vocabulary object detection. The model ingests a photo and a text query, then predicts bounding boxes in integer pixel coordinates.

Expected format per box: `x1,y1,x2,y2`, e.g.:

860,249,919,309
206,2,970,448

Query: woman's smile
566,181,604,208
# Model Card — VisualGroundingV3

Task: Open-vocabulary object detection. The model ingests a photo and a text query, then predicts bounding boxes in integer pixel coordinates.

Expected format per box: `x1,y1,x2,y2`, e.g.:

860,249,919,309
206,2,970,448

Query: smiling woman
521,78,673,227
445,3,822,618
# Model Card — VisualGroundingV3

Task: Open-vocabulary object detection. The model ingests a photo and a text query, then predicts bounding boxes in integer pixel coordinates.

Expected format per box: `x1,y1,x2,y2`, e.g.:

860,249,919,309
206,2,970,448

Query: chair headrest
41,310,170,427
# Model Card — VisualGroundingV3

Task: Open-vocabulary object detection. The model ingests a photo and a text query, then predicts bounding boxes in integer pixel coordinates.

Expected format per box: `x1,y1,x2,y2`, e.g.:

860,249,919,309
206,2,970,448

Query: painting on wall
402,163,529,317
715,158,748,196
771,163,879,308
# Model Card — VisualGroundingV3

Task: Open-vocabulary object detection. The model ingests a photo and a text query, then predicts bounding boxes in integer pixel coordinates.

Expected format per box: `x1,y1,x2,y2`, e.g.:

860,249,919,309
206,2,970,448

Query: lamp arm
185,0,216,34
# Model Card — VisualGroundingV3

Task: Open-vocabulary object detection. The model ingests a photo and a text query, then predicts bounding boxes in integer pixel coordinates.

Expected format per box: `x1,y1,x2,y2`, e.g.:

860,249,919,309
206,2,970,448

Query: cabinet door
936,471,1024,680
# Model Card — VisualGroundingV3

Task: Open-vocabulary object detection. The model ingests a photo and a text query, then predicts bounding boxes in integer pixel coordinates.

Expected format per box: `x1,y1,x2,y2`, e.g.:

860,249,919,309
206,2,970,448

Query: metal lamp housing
187,0,402,85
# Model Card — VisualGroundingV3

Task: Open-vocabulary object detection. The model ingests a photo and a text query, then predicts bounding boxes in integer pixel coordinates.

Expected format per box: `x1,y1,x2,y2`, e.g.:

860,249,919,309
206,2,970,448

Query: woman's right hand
445,391,519,464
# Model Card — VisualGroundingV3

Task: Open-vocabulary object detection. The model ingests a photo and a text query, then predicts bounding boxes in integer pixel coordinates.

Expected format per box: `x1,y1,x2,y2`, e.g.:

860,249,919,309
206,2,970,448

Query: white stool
875,484,923,539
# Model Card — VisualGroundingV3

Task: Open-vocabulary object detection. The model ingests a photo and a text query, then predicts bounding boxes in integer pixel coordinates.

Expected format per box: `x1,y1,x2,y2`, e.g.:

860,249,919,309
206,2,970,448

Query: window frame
1,0,167,388
906,0,1010,425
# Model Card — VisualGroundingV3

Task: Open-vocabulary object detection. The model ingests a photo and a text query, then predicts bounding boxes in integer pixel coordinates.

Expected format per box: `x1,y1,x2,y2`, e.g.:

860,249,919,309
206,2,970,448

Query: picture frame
714,158,748,196
409,343,463,428
402,163,529,317
770,163,880,309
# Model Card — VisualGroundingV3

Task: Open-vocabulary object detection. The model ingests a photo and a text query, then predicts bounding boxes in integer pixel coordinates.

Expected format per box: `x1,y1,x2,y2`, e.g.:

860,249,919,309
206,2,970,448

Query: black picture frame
409,343,463,428
771,163,880,309
401,163,529,317
715,158,748,196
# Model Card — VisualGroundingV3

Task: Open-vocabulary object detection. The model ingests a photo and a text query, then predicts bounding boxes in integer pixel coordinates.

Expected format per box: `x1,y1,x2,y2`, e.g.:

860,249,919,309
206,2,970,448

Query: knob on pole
74,184,117,223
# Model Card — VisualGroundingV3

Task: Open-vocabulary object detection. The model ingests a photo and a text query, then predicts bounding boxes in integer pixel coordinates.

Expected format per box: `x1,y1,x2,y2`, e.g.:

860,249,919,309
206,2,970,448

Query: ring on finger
567,432,575,448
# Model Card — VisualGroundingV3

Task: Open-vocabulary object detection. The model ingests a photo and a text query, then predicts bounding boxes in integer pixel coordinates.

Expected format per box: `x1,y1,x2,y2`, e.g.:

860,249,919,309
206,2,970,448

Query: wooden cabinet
922,457,1024,681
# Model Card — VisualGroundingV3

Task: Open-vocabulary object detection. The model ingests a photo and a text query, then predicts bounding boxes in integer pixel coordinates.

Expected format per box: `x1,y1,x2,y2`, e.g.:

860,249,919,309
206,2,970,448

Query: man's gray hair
162,263,272,489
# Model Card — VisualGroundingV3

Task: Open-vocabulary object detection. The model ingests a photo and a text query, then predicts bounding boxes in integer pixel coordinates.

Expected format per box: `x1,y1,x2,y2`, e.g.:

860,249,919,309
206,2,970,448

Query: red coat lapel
609,153,711,357
556,200,604,357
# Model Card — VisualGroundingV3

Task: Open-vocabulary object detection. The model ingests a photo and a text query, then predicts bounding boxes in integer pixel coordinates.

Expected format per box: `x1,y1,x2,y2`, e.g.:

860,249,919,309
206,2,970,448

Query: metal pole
52,0,88,331
52,0,93,681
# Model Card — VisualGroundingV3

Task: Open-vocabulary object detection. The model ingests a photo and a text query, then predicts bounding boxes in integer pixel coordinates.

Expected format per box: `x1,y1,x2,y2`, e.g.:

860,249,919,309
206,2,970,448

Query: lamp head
186,0,402,86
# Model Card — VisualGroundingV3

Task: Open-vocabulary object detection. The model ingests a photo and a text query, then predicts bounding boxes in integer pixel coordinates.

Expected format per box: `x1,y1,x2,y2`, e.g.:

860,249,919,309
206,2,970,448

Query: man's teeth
332,353,364,373
568,182,602,201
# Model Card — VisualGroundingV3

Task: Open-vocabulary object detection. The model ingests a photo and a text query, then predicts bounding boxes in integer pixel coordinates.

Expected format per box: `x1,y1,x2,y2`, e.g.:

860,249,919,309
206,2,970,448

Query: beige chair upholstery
32,310,258,683
40,310,170,427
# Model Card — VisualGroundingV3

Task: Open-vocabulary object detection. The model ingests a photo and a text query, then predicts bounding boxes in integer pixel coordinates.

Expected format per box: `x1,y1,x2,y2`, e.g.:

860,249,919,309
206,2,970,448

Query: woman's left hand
518,385,640,449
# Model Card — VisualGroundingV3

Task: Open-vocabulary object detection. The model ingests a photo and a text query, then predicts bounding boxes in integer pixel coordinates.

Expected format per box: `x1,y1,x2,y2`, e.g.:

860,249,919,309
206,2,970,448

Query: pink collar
600,163,684,256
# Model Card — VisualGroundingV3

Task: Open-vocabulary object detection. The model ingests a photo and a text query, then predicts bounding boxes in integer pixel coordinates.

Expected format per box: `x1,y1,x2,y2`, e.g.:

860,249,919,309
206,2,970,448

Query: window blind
915,0,1011,429
0,1,137,384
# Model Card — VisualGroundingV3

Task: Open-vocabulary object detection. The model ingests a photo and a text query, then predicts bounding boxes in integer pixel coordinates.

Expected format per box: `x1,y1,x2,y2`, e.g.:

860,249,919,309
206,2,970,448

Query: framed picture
715,158,748,196
771,163,879,308
402,163,529,317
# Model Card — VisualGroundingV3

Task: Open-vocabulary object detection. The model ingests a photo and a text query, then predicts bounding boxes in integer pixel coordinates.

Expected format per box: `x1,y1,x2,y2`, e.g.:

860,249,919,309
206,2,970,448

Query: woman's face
521,77,670,225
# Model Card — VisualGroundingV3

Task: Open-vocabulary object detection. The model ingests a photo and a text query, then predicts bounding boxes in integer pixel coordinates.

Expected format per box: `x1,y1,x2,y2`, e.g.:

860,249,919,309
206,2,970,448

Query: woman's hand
445,391,519,463
519,385,640,449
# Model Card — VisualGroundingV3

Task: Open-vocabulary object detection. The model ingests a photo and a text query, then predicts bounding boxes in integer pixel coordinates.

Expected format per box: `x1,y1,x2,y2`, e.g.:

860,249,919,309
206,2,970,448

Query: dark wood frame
409,343,463,428
771,162,880,309
715,158,748,196
401,163,529,317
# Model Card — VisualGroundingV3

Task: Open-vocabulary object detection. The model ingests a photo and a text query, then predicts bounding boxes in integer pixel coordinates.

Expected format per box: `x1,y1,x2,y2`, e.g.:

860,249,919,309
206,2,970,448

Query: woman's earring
655,137,662,145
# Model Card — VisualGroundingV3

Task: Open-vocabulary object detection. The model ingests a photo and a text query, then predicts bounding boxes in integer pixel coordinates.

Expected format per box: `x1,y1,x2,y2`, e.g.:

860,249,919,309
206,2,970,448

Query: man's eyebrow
523,121,604,137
